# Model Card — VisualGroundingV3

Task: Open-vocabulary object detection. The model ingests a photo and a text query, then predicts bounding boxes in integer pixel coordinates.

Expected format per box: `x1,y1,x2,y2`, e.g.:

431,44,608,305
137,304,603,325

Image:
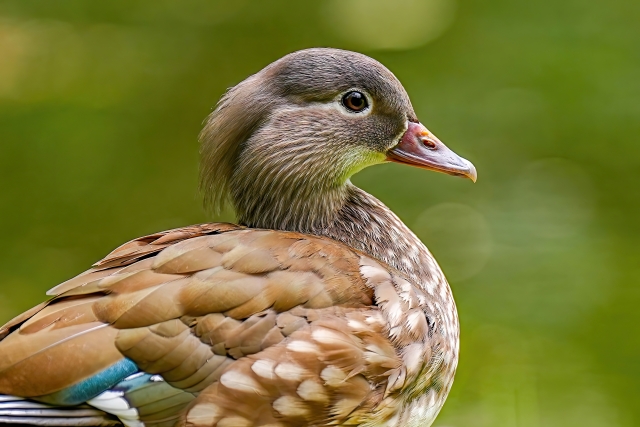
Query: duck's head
200,48,476,230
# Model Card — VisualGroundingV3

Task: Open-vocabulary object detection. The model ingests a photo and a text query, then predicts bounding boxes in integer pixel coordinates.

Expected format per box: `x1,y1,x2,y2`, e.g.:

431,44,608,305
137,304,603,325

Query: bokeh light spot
414,202,492,282
322,0,457,51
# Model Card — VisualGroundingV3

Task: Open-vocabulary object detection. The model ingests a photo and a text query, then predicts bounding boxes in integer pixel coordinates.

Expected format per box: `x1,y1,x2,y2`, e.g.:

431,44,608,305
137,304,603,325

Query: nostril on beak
420,136,437,149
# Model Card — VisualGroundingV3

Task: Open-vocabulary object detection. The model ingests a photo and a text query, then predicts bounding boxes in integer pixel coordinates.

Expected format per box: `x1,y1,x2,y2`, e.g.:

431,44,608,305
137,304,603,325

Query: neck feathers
237,182,443,288
321,186,444,286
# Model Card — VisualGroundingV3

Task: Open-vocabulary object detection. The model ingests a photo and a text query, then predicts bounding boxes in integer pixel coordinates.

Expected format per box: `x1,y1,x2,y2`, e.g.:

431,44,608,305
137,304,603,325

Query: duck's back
0,223,451,427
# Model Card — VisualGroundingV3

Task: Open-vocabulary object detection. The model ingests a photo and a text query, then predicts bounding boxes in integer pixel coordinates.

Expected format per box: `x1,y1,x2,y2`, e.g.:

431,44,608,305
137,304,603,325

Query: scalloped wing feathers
0,224,443,426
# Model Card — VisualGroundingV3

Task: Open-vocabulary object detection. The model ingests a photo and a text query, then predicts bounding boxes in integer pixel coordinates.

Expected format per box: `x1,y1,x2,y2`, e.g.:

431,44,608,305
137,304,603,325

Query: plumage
0,48,476,426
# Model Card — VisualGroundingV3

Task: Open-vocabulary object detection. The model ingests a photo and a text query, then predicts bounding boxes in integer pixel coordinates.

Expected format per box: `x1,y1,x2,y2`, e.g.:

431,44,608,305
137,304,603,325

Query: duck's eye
342,91,368,112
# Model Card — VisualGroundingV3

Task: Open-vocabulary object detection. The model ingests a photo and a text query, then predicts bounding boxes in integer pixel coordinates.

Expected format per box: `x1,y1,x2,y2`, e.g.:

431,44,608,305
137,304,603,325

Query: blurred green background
0,0,638,425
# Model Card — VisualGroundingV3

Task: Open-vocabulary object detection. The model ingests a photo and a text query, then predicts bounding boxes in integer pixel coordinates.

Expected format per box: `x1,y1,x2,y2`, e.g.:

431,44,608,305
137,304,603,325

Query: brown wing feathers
0,224,396,420
183,307,402,426
0,223,442,426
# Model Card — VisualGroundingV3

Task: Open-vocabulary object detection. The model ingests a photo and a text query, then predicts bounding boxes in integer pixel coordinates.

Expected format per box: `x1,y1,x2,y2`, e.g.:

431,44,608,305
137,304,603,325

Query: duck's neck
320,186,444,287
236,184,444,288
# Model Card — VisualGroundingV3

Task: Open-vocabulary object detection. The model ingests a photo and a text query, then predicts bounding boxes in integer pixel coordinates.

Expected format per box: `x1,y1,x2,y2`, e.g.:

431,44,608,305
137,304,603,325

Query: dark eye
342,91,368,112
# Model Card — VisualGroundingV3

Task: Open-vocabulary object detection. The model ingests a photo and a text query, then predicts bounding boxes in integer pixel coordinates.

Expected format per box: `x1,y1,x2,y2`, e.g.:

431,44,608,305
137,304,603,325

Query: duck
0,48,476,427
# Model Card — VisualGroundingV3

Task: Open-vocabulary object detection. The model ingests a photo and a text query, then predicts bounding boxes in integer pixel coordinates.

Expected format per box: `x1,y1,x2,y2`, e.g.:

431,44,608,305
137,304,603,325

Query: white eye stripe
280,100,374,118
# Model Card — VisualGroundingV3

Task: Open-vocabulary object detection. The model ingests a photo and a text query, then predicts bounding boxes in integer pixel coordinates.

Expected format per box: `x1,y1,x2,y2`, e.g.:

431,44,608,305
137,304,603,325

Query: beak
387,121,477,182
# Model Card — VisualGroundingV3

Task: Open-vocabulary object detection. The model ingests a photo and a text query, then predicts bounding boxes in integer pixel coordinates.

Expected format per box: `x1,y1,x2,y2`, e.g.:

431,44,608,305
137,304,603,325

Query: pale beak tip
466,161,478,183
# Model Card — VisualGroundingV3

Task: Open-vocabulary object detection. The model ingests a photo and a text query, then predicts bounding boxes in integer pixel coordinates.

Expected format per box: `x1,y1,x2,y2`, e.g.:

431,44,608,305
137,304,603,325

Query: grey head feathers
199,48,418,233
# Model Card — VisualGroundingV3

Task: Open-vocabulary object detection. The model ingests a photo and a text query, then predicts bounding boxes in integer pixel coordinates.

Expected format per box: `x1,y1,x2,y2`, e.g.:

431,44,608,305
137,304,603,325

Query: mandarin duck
0,48,476,427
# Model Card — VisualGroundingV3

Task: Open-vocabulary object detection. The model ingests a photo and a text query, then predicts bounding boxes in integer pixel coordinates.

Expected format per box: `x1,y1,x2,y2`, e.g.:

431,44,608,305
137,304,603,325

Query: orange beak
387,122,477,182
